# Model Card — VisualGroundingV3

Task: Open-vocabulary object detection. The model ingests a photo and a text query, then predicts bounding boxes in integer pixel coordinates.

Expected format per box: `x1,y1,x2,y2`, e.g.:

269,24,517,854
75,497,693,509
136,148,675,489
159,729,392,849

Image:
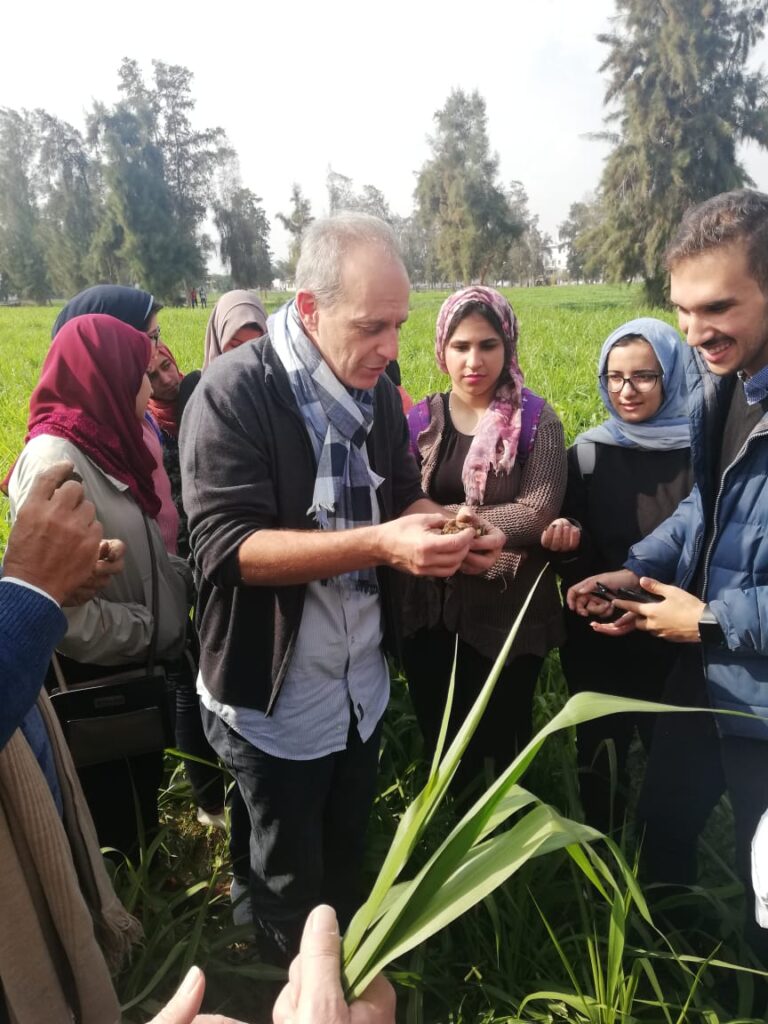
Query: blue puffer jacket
625,347,768,739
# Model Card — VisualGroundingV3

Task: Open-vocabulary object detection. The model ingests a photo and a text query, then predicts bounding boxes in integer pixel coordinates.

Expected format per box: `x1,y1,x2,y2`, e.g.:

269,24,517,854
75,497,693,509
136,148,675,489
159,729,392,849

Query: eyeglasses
147,326,161,346
599,370,663,394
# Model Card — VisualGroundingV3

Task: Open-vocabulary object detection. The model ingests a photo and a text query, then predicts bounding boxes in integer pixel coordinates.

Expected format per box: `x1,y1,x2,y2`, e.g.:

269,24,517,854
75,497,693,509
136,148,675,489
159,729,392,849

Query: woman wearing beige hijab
203,290,268,368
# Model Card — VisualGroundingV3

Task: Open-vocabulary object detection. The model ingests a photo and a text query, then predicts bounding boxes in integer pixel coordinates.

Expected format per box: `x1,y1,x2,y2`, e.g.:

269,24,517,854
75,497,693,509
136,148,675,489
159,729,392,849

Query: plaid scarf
269,301,382,593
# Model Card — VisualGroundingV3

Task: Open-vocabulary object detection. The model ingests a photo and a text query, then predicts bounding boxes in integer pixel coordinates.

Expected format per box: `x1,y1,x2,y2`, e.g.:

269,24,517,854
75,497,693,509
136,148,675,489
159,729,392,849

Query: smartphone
590,581,663,604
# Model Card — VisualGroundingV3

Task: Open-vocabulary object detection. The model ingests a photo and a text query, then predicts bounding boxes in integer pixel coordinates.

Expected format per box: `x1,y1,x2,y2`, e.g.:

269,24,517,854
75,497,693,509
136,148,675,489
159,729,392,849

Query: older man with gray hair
180,213,504,963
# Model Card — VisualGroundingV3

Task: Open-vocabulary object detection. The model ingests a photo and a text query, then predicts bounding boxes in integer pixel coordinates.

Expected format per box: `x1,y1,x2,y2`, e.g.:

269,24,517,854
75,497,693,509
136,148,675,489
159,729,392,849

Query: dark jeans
202,705,383,965
174,672,225,812
560,611,679,833
402,626,543,798
637,647,768,962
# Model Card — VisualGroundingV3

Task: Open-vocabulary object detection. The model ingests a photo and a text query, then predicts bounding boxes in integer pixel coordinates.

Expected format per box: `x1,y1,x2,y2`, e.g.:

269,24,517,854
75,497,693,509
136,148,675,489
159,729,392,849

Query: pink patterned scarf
435,287,525,505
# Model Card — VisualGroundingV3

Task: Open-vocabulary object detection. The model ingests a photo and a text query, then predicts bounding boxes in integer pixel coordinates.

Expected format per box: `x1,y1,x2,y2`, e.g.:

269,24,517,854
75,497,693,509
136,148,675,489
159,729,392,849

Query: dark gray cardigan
179,337,425,713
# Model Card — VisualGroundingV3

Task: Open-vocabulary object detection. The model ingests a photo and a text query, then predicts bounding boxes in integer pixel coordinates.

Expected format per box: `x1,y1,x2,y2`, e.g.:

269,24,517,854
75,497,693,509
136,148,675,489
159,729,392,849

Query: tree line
2,0,768,305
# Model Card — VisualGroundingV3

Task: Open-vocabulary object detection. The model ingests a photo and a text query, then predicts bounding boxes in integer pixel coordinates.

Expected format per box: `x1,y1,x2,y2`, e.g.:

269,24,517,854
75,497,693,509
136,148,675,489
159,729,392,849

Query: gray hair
665,189,768,294
295,212,406,307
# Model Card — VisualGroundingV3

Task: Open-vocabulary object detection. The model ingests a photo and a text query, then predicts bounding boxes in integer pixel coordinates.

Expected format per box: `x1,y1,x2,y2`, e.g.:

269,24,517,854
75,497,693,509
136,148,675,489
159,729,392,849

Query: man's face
298,245,410,390
670,242,768,377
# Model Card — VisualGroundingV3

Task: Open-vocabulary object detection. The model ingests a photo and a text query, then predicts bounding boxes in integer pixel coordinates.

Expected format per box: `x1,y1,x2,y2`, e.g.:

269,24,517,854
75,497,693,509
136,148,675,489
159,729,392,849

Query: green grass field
0,286,757,1022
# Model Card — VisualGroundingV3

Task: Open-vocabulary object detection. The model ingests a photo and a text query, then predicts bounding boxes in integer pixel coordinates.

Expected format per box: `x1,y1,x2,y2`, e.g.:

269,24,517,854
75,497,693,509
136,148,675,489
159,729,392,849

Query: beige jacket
9,434,191,665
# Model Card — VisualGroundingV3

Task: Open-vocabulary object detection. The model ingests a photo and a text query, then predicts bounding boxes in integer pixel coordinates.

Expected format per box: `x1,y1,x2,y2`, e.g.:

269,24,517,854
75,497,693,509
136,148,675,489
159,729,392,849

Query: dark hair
445,300,506,344
665,189,768,294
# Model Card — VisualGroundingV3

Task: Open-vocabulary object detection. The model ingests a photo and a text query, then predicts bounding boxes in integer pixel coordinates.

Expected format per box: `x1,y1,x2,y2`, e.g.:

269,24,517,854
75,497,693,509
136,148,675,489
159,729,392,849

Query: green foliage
585,0,768,304
414,89,524,284
213,176,273,289
0,109,50,302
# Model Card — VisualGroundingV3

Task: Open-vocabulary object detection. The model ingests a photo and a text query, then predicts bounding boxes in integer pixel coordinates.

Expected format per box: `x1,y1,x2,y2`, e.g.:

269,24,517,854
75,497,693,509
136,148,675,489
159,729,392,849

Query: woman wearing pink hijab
401,287,567,798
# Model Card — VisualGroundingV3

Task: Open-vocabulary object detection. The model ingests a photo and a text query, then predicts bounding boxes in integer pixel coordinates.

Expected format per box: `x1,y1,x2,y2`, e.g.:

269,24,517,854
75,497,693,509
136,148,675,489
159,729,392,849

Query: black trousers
560,611,679,833
637,647,768,961
402,626,543,797
174,674,225,812
202,705,383,965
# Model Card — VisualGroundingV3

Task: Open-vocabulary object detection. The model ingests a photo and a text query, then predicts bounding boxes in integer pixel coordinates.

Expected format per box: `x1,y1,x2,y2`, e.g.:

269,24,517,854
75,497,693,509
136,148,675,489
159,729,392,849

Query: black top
431,394,473,505
558,443,693,584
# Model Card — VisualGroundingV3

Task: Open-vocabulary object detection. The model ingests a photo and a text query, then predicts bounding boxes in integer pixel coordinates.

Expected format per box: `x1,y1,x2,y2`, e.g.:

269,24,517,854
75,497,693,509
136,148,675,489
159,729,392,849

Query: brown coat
400,393,567,661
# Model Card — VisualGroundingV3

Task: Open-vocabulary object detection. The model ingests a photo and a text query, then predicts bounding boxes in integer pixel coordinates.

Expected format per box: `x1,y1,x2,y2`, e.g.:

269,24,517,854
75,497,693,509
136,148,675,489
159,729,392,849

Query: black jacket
179,337,425,712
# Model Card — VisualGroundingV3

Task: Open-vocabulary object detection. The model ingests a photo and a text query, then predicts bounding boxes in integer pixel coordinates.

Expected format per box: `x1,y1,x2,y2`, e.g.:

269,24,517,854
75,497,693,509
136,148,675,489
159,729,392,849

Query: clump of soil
440,508,488,537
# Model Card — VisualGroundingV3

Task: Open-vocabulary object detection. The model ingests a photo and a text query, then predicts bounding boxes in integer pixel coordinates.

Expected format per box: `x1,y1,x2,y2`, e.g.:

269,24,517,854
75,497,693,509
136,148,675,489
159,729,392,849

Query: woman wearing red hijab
7,314,192,856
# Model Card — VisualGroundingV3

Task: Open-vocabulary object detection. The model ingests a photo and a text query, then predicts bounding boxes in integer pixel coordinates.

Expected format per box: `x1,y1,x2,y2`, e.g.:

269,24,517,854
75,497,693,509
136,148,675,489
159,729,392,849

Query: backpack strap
574,440,597,480
517,389,546,464
407,398,431,463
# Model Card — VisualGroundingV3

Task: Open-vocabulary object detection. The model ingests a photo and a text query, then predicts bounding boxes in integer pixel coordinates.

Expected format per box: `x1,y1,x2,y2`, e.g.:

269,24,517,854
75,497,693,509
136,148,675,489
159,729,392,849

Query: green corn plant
340,568,694,999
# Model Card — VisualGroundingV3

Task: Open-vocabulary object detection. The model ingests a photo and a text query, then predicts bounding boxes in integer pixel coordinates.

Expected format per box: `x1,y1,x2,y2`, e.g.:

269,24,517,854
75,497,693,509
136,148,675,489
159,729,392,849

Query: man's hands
609,578,705,643
148,905,395,1024
567,570,706,643
273,905,396,1024
63,539,126,606
541,518,581,553
452,508,506,576
378,510,504,578
378,514,475,577
566,569,640,620
3,461,104,605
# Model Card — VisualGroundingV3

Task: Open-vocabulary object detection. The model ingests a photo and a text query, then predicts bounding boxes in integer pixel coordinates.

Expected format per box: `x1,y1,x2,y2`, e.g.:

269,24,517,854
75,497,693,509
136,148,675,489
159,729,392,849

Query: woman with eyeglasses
541,317,692,832
53,285,179,554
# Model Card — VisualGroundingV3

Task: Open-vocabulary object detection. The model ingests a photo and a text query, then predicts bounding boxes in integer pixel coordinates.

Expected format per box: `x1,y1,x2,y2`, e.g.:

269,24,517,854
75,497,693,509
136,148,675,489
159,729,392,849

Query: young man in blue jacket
568,189,768,959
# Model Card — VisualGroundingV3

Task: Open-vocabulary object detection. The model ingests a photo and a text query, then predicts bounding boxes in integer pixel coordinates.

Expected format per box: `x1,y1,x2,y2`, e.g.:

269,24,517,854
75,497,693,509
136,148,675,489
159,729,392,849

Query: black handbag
49,515,174,768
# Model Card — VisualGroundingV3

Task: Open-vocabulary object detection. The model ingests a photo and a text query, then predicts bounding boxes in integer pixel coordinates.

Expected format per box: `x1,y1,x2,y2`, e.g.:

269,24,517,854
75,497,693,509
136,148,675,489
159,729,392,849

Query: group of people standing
4,188,768,1020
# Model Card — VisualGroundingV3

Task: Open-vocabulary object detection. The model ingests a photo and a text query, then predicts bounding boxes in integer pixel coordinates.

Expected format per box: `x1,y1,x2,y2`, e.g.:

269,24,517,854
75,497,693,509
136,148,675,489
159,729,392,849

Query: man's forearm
237,526,384,586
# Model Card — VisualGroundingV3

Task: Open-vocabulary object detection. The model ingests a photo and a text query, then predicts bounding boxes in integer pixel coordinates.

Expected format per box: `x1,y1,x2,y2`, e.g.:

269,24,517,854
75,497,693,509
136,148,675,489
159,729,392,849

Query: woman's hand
540,518,581,553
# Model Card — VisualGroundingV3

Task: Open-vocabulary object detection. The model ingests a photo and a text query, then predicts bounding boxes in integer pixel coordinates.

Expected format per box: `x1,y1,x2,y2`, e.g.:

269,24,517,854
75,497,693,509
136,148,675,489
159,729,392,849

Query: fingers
350,974,396,1023
591,611,637,636
148,965,206,1024
24,460,77,502
291,905,348,1024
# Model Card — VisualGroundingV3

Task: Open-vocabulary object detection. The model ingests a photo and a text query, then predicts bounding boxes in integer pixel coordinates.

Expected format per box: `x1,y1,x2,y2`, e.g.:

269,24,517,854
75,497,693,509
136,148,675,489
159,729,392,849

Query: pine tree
591,0,768,304
0,109,50,301
414,89,523,285
276,185,314,281
214,161,272,289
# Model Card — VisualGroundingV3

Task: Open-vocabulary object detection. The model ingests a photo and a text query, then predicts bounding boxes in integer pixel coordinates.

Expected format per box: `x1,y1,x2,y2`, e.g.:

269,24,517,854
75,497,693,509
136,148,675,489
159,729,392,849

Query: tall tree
414,89,523,284
0,109,50,301
558,197,606,283
590,0,768,304
87,59,227,297
327,168,392,220
276,184,313,281
35,111,98,296
214,161,272,288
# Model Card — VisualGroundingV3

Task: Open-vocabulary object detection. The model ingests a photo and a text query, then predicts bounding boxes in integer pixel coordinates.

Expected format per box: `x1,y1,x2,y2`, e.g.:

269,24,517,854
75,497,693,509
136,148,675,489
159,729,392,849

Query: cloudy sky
3,0,768,260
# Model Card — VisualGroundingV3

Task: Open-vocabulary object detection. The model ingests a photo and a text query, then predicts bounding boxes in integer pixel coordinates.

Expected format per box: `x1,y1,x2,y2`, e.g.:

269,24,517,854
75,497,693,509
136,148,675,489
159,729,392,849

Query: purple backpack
407,388,546,466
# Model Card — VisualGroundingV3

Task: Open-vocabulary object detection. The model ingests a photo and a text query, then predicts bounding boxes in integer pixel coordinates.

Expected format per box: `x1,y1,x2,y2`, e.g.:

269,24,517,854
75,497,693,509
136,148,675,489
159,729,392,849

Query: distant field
0,283,676,544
